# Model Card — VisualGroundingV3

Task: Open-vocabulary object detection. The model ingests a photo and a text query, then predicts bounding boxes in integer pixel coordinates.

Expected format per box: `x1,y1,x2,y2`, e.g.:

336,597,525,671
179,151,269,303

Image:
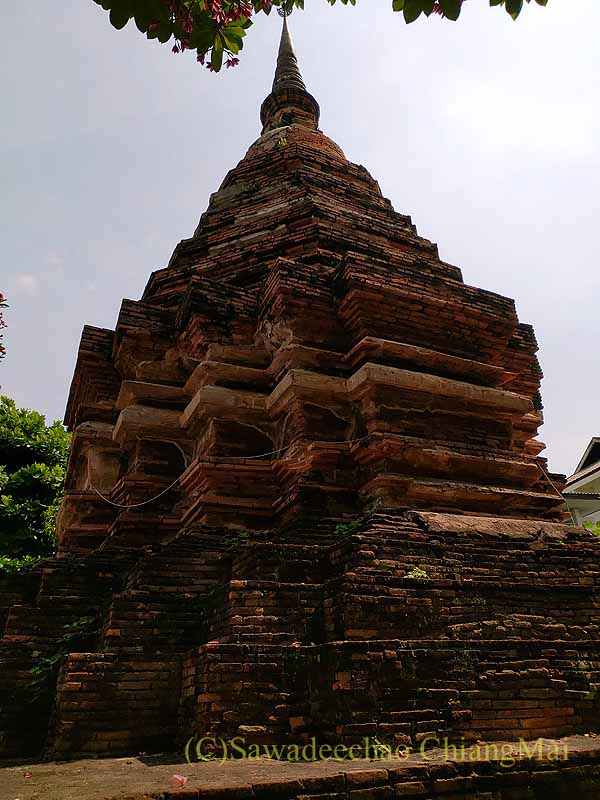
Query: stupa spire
272,14,306,93
260,12,320,134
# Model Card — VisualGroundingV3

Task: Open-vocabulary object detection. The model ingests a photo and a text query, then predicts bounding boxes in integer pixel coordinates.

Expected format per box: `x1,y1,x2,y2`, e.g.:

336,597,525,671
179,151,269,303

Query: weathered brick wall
308,640,600,745
4,511,600,760
0,555,118,756
51,653,180,758
0,570,39,635
176,638,600,751
179,643,309,747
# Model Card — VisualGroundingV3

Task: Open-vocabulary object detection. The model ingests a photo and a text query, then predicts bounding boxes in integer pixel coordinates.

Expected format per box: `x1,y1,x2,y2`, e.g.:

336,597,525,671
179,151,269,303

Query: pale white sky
1,1,598,476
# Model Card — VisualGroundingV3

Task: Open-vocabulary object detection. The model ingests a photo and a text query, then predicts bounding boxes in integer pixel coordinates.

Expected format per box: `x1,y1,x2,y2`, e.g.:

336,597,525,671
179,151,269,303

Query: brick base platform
3,511,600,761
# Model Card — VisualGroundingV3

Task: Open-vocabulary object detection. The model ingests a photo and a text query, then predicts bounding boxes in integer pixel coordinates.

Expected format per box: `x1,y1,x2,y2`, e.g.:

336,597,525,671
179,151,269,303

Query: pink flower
171,774,188,787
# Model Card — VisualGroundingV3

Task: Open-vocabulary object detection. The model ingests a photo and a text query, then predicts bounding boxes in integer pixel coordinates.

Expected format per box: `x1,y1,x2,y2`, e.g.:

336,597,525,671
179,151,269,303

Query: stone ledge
2,735,600,800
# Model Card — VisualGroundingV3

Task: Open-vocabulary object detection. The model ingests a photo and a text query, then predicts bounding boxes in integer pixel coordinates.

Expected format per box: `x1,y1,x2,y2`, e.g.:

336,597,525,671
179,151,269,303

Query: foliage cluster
395,0,547,23
28,615,97,702
334,519,364,537
583,521,600,537
0,397,71,572
93,0,549,72
405,566,431,582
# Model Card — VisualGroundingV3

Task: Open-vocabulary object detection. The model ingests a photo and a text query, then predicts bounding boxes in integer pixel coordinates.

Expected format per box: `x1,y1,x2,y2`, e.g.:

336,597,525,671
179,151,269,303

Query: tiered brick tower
2,19,600,762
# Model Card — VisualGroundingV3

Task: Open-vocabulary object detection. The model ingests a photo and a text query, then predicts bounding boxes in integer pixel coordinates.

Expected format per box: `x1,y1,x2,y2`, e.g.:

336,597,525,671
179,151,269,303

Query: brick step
475,660,600,677
332,536,600,579
36,594,100,604
360,530,600,552
324,587,600,641
478,658,551,670
125,553,224,590
384,529,597,545
3,607,97,639
100,589,209,652
227,614,307,627
369,552,600,571
230,631,300,643
356,526,424,538
448,620,600,639
333,571,594,595
328,583,594,606
365,528,597,545
207,580,321,642
364,562,599,581
356,545,600,573
103,587,206,602
378,708,449,723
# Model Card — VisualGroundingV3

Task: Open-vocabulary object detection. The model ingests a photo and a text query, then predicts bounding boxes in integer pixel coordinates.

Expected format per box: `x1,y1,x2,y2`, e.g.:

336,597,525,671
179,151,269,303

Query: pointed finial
272,14,306,93
260,13,320,134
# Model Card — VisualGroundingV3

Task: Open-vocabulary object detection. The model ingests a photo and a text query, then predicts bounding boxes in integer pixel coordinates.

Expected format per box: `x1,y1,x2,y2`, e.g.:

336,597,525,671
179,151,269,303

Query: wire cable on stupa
536,459,577,527
92,439,578,522
91,434,371,510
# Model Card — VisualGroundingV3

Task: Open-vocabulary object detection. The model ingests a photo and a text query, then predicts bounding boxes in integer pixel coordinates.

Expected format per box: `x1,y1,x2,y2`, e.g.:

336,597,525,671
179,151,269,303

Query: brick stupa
2,18,600,764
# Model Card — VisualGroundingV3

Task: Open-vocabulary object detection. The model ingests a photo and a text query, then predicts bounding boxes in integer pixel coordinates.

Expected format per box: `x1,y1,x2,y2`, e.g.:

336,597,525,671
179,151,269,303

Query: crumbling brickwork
1,20,596,785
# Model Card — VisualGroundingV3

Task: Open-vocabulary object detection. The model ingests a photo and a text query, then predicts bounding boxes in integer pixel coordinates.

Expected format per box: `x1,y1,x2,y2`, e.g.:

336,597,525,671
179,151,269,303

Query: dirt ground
1,736,598,800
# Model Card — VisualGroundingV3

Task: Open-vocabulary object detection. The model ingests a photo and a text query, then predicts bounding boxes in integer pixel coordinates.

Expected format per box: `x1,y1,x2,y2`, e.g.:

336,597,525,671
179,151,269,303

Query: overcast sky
1,1,598,476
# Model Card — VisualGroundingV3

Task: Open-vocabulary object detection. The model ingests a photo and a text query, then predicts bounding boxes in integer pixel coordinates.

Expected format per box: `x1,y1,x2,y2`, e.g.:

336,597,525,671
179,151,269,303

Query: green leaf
132,0,160,34
211,34,224,71
439,0,462,20
505,0,523,18
158,24,174,43
222,32,244,54
109,2,132,31
403,0,423,23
